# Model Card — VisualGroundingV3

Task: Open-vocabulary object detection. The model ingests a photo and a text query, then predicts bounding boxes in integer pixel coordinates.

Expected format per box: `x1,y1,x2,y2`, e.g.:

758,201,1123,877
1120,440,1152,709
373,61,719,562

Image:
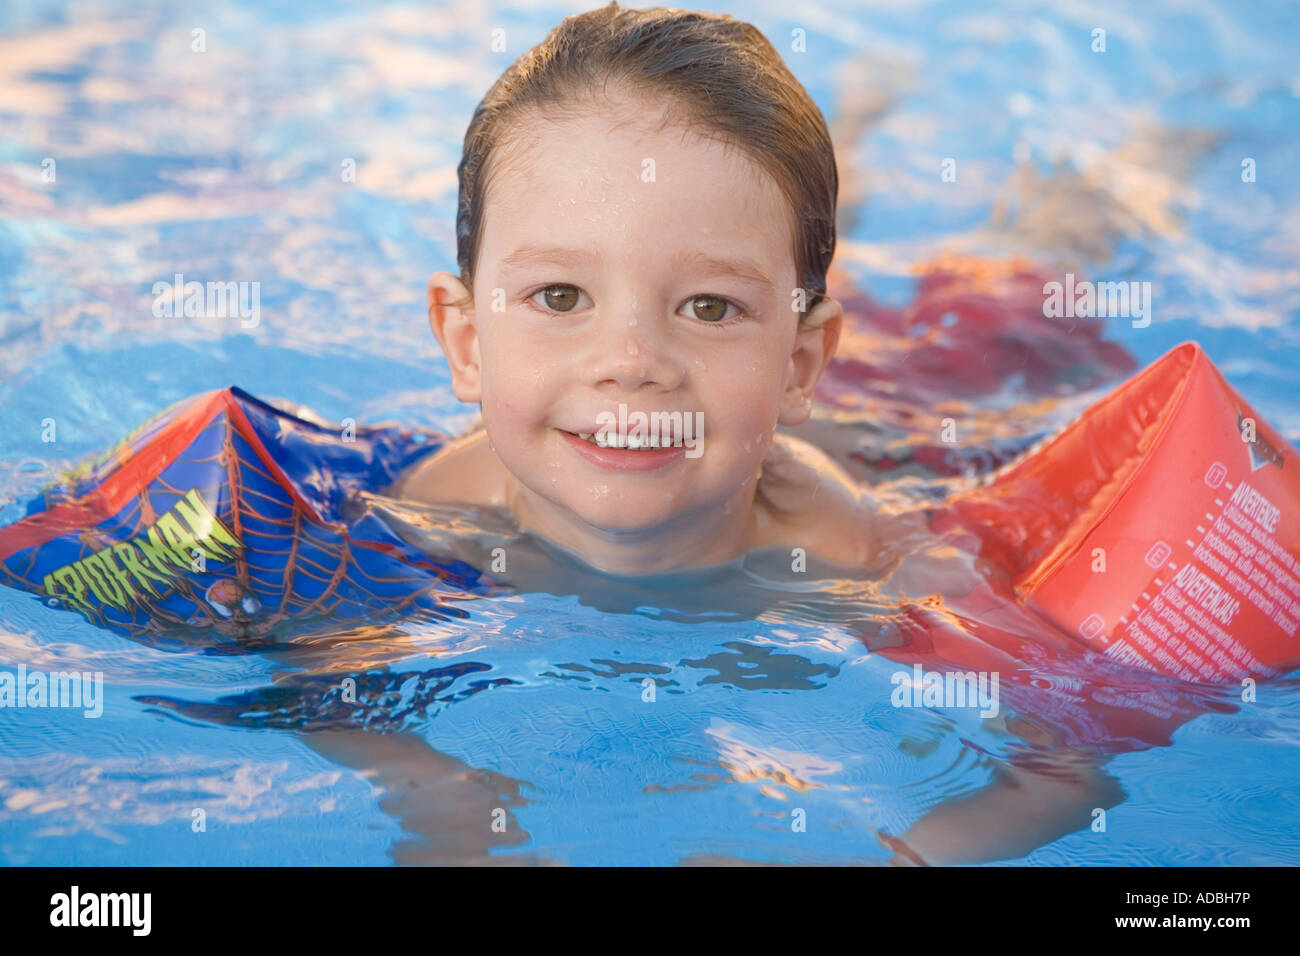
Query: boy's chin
549,487,716,536
567,500,683,534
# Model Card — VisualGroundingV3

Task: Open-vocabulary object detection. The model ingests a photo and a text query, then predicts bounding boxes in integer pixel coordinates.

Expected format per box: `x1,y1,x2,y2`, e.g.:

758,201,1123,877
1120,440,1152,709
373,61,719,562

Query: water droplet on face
628,316,637,326
627,341,639,356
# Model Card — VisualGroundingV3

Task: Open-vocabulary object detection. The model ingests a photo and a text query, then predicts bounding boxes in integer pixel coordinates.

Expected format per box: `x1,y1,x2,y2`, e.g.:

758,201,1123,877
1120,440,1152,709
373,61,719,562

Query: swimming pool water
1,0,1298,865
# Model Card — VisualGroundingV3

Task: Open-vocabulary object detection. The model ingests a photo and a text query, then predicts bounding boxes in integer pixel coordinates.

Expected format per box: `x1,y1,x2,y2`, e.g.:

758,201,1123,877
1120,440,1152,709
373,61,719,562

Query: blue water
1,0,1298,865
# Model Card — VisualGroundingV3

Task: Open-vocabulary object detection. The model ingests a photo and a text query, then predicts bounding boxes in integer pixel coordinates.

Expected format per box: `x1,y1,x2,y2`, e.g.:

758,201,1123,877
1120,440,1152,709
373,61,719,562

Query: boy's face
429,91,839,557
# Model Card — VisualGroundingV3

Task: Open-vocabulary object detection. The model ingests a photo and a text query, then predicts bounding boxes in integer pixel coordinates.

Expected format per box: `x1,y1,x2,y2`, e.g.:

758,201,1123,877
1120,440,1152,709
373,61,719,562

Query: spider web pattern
0,390,486,648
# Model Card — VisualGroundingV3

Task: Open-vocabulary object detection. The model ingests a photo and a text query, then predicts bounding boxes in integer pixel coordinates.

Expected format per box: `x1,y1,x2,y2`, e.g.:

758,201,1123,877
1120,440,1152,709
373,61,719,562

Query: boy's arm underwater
764,439,1130,866
882,748,1125,865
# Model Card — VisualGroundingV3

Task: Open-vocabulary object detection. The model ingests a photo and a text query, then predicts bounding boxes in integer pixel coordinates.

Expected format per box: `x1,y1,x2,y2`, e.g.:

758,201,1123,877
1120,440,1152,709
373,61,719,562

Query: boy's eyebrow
499,245,774,290
675,250,774,291
499,245,599,271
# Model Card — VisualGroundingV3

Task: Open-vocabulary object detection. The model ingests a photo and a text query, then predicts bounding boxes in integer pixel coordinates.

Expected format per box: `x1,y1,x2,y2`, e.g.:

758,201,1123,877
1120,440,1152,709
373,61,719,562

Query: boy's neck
503,471,759,576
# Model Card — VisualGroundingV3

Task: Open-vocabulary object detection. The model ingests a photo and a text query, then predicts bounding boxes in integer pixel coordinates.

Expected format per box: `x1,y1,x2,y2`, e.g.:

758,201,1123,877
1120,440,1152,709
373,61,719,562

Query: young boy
394,2,883,576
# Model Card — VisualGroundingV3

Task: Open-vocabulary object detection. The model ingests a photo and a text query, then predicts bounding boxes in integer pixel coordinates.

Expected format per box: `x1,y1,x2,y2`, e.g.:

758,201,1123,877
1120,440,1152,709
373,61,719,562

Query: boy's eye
527,286,741,323
533,284,587,312
681,294,739,324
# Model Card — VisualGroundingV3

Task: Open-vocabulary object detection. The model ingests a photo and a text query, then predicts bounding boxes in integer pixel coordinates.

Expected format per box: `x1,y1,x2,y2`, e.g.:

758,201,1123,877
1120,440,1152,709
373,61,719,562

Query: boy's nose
584,310,683,391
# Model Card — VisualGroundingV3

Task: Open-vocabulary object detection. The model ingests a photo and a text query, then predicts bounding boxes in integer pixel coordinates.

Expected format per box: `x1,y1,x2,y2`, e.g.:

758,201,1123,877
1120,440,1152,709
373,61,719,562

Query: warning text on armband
1115,478,1297,681
1169,564,1239,627
1197,481,1300,635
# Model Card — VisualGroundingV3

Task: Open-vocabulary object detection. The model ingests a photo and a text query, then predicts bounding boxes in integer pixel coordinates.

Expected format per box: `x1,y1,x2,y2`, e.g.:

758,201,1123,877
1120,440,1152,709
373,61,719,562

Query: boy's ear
778,296,842,427
427,271,483,402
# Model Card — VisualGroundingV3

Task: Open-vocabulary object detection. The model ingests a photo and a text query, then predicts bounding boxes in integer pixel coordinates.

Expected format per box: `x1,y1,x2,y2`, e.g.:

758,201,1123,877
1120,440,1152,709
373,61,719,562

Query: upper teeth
577,432,669,449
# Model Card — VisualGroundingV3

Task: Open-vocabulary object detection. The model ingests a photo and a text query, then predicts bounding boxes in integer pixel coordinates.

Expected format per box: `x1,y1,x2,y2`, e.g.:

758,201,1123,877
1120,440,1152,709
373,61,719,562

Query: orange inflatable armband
942,341,1300,681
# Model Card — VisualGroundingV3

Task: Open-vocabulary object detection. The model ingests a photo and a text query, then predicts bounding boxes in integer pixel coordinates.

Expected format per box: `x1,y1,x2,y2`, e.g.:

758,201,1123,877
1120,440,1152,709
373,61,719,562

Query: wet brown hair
453,1,838,317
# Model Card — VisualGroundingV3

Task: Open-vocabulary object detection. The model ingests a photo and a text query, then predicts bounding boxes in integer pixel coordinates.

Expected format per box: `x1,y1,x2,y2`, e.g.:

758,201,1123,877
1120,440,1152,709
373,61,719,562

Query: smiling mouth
568,430,675,450
556,428,687,471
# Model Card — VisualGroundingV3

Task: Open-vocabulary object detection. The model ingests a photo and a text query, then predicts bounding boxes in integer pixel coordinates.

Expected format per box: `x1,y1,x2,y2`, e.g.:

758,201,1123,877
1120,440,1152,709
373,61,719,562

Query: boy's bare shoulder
390,427,508,507
752,431,878,567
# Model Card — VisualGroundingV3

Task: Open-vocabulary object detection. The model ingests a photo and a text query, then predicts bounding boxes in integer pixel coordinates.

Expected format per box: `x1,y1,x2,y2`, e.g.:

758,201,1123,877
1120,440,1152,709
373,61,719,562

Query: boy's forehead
482,106,793,266
492,106,776,197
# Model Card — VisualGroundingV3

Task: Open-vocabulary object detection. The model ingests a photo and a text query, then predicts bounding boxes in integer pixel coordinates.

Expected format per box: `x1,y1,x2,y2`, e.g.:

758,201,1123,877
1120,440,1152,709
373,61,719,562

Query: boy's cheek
484,335,569,380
